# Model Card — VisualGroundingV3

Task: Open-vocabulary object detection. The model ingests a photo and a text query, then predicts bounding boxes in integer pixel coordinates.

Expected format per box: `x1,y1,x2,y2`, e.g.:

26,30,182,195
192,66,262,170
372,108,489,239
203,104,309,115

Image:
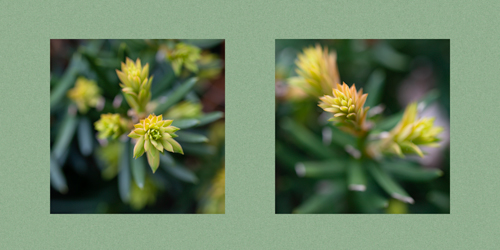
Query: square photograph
50,39,225,213
275,39,450,214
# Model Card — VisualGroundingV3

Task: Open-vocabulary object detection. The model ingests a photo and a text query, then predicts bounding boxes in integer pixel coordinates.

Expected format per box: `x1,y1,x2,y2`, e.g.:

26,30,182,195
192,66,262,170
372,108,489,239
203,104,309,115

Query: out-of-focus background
275,39,449,213
50,39,225,213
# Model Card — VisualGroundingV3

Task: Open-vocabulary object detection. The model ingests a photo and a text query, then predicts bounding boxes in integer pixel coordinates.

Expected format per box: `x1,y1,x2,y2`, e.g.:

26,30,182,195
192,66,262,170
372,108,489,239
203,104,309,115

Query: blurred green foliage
275,39,450,214
50,39,225,213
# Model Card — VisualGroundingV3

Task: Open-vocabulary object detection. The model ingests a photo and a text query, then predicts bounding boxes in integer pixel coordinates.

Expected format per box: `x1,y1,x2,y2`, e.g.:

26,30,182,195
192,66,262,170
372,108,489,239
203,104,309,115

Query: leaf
372,42,410,71
353,190,388,213
293,181,346,214
164,165,198,183
348,161,366,192
275,142,308,171
171,119,200,129
295,160,346,178
52,113,78,163
197,111,224,126
382,161,443,182
151,64,176,99
364,69,386,108
50,155,68,194
131,156,146,189
50,53,85,109
368,162,414,204
118,140,131,203
280,118,337,159
159,153,175,166
181,143,216,156
175,131,208,143
77,117,93,156
327,125,357,147
154,77,197,114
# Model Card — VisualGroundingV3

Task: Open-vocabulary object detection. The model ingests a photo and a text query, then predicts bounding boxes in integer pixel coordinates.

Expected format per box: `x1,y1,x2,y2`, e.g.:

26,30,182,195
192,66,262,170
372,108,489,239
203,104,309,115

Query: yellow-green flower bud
128,114,183,173
164,101,202,119
166,43,201,76
96,141,123,179
94,114,129,140
67,77,101,113
116,58,152,114
288,44,340,97
129,177,158,210
319,82,369,136
381,102,443,157
198,52,223,80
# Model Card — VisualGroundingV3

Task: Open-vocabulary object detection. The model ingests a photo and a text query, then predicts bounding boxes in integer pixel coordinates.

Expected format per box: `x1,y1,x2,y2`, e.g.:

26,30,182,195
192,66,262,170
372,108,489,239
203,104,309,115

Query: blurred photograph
275,39,450,214
50,39,225,214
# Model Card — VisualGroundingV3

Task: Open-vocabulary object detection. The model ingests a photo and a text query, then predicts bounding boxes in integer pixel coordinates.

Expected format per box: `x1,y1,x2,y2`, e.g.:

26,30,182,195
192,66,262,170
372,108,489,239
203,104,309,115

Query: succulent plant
129,114,183,173
50,39,225,213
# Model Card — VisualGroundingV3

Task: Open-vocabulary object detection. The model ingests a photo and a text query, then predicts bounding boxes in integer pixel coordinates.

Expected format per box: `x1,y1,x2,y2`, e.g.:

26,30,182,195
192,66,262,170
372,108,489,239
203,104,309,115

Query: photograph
275,39,450,214
50,39,225,213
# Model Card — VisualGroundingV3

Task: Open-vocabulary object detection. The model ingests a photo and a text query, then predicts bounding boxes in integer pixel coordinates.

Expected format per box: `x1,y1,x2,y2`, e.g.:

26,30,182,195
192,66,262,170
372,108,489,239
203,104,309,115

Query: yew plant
276,42,449,213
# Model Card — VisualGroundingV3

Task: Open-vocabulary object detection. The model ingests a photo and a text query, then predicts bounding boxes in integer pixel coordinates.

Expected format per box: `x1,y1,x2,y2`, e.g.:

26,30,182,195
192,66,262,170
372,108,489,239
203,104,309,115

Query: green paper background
1,0,498,248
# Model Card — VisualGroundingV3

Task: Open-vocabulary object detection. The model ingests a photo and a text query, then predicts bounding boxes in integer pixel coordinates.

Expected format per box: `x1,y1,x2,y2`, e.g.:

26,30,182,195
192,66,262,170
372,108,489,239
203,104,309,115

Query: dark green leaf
176,131,208,143
197,111,224,126
364,69,386,108
163,164,198,183
50,54,85,109
181,143,216,156
118,140,131,202
348,161,366,191
383,161,443,182
294,181,346,214
295,160,346,178
171,119,200,129
52,113,78,163
77,117,93,156
281,118,337,159
131,156,146,189
154,77,197,114
368,162,414,204
50,156,68,194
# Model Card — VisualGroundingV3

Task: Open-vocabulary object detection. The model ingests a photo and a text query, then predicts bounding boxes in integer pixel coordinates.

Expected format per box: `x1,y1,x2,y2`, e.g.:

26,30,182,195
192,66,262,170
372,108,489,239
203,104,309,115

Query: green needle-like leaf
52,113,78,163
294,181,346,214
197,111,224,126
181,143,216,156
118,140,131,203
368,162,414,204
175,131,208,143
383,161,443,182
164,164,198,183
275,142,308,171
281,118,337,159
171,119,200,129
50,53,85,109
295,160,346,178
77,117,93,156
131,156,146,189
154,77,197,114
50,156,68,194
348,161,367,192
159,152,174,166
364,69,386,108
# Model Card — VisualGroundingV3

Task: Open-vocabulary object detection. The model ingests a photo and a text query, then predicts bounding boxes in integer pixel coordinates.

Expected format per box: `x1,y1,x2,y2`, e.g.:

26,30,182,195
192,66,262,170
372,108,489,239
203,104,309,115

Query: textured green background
0,0,498,248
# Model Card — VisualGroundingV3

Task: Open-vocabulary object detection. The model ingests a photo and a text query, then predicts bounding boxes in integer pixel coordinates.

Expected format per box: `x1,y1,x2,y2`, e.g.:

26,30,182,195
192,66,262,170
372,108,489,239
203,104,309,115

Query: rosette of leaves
50,39,225,213
129,114,183,173
276,42,449,214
